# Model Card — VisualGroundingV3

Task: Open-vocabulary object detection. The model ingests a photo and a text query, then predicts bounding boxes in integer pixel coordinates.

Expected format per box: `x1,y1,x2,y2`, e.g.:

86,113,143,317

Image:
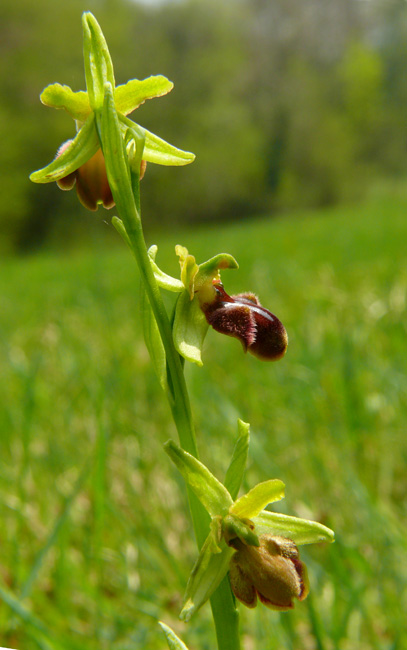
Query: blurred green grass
0,193,406,649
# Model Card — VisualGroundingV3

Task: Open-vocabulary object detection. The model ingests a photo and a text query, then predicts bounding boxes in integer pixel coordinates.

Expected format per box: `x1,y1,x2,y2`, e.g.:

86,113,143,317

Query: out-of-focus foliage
1,0,407,253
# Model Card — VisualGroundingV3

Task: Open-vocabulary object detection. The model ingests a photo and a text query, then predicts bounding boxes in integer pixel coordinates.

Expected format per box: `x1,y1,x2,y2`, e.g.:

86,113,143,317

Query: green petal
177,249,199,298
224,420,250,501
159,622,190,650
230,479,285,519
115,75,174,116
164,440,233,517
120,115,195,166
147,245,184,292
173,291,209,366
252,510,335,545
82,12,115,110
40,84,91,121
180,533,233,622
29,114,99,184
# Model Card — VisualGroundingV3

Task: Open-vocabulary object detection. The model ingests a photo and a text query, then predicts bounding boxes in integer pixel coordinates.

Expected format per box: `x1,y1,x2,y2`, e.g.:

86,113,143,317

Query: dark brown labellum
201,283,288,361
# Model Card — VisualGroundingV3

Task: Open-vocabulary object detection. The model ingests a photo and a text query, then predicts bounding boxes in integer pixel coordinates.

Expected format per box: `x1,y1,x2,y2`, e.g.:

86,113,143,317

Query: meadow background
1,0,407,649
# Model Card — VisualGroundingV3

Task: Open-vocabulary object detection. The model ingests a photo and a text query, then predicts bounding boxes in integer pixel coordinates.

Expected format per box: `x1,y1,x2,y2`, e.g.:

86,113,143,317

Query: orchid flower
30,13,194,210
164,421,334,621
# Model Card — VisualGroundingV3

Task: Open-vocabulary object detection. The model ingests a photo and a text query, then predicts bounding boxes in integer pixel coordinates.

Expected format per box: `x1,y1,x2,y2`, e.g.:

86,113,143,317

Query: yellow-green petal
115,75,174,116
40,84,91,121
230,479,285,519
197,253,239,288
176,245,199,297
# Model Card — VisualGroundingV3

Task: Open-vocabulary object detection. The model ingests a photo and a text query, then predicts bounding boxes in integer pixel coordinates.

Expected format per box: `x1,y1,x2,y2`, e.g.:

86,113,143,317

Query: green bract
30,12,194,191
164,422,335,622
159,622,191,650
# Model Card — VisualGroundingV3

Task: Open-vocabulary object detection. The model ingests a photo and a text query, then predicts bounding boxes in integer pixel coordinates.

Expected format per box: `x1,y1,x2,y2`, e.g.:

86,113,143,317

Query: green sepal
29,114,99,183
82,12,115,111
224,419,250,500
115,75,174,116
172,291,209,367
180,533,233,622
147,246,184,292
159,622,190,650
40,84,91,121
163,440,233,517
142,125,195,165
140,282,167,393
230,479,285,519
252,510,335,546
99,83,132,208
120,115,195,166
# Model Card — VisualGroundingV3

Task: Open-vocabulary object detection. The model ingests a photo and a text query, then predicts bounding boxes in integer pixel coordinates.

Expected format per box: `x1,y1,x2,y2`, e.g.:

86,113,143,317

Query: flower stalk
98,81,241,650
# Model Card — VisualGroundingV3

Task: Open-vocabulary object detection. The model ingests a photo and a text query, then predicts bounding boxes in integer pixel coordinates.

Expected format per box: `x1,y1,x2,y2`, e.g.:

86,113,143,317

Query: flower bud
228,534,309,610
201,283,287,361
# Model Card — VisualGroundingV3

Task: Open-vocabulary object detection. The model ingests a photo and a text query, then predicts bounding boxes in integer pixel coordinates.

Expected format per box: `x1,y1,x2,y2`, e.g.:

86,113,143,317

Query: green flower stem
98,89,240,650
210,576,240,650
122,218,240,650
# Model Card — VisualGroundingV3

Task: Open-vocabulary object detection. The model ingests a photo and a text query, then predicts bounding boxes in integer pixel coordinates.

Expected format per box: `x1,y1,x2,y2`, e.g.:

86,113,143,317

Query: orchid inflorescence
30,13,334,650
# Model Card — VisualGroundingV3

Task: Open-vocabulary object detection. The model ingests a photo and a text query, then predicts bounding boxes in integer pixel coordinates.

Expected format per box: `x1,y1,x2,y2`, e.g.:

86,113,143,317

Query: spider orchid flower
164,422,334,621
30,12,194,210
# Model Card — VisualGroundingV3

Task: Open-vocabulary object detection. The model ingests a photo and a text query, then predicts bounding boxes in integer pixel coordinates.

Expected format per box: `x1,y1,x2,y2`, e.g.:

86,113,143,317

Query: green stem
128,214,241,650
98,94,241,650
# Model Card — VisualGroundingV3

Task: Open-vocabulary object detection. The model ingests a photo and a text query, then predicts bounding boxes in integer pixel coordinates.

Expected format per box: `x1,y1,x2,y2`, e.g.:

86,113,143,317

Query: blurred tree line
1,0,407,253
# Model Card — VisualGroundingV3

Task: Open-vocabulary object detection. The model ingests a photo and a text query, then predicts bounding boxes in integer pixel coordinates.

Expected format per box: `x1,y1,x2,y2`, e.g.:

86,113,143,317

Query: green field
1,193,406,650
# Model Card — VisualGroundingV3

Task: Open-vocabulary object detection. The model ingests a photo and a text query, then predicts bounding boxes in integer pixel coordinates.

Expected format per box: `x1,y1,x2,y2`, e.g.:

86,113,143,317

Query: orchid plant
30,13,334,650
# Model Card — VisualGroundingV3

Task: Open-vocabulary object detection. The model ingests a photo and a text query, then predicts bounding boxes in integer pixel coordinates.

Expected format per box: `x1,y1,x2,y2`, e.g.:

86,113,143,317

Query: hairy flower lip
229,534,309,611
202,282,288,361
55,143,114,211
55,143,147,211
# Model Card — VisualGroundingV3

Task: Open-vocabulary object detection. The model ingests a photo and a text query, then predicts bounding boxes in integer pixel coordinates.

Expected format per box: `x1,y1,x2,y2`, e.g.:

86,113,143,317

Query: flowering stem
97,89,241,650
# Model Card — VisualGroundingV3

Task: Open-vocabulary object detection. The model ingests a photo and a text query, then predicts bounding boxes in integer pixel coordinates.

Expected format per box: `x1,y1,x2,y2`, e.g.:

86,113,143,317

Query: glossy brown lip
202,282,288,361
